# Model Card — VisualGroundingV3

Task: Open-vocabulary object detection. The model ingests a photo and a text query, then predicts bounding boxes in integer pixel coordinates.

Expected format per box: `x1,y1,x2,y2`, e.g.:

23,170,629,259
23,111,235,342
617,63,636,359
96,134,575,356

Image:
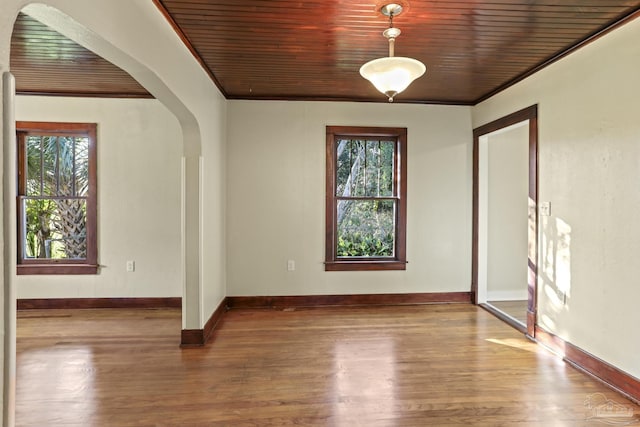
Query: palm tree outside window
16,122,98,275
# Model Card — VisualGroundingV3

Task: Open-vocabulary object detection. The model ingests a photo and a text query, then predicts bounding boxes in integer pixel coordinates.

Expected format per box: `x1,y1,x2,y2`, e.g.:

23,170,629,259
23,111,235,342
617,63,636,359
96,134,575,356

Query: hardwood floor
16,304,640,426
487,300,528,325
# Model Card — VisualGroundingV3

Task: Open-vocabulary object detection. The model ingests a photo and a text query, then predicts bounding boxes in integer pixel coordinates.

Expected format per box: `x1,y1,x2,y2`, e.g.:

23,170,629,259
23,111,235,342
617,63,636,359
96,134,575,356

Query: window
16,122,98,275
325,126,407,271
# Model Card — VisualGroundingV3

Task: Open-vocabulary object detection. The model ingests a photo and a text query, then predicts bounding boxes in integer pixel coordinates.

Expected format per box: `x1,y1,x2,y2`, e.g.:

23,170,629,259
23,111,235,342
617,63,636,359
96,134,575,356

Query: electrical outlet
126,260,135,272
287,260,295,271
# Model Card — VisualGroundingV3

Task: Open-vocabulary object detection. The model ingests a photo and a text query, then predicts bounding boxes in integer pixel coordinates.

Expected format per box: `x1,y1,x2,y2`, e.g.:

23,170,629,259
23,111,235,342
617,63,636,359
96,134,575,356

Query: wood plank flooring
16,304,640,426
487,300,528,325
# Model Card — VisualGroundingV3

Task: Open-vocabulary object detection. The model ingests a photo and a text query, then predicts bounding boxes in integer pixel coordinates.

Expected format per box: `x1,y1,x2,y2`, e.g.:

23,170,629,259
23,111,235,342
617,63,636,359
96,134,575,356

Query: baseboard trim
181,292,470,347
535,325,640,404
17,297,181,310
181,298,228,347
227,292,472,309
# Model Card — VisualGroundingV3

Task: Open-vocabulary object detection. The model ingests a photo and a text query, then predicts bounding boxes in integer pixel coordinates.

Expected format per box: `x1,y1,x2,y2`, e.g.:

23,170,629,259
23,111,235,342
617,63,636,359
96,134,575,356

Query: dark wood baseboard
182,292,471,346
181,298,228,347
226,292,472,309
535,325,640,404
17,297,181,310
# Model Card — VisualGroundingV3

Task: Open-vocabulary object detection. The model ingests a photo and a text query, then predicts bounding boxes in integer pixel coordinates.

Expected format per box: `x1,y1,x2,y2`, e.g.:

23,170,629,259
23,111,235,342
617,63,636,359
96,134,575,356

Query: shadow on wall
539,214,572,330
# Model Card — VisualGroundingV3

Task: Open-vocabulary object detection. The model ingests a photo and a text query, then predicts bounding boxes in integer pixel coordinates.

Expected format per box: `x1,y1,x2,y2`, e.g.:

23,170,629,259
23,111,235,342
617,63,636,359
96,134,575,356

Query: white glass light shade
360,56,426,101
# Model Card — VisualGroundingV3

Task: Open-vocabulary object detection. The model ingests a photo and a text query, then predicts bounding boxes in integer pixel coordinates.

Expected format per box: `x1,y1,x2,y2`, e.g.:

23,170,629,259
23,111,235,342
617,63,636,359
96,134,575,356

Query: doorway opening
472,105,538,337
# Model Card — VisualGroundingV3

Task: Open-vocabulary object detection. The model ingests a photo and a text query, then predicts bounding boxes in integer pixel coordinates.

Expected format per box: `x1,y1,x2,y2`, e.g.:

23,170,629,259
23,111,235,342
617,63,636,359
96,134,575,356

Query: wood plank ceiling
11,13,151,98
10,1,640,104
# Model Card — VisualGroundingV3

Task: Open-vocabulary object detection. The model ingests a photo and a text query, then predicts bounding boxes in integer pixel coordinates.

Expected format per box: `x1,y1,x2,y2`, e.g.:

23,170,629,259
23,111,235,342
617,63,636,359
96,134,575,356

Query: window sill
325,260,407,271
17,264,99,275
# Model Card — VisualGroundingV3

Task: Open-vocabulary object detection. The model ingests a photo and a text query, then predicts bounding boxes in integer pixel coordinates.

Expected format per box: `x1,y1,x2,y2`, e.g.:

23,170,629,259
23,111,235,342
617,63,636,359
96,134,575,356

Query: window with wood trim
325,126,407,271
16,122,98,275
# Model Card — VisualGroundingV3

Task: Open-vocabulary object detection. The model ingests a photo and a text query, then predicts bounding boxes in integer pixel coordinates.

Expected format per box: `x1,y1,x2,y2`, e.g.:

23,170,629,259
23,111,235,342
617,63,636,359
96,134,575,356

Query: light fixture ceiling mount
380,3,404,18
359,3,426,102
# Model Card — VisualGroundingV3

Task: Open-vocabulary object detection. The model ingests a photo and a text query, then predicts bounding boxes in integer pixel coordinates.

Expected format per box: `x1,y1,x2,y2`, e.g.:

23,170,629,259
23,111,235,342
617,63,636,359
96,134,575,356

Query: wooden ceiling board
9,1,640,103
11,13,152,98
156,0,640,103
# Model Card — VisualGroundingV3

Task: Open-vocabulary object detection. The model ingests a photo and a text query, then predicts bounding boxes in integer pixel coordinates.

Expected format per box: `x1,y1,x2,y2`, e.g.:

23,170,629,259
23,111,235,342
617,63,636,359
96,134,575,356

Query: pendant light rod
382,4,402,59
383,28,401,57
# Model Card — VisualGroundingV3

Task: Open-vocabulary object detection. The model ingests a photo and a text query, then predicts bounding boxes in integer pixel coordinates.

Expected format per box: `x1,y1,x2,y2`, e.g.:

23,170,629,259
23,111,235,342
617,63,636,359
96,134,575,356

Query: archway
2,2,216,424
18,1,206,332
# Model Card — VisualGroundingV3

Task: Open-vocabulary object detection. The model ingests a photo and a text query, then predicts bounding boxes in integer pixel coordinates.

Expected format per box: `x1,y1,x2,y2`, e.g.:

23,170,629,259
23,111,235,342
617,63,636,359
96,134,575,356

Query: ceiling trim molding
225,94,475,106
15,90,153,99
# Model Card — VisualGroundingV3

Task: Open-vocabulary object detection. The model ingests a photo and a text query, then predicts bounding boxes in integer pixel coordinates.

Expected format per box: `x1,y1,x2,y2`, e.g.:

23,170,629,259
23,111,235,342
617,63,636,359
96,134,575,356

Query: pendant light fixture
359,3,426,102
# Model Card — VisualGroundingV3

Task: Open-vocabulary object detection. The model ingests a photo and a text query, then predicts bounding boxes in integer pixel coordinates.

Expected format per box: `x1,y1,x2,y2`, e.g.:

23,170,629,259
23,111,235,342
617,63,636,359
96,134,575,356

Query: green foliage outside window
23,135,89,260
335,139,396,257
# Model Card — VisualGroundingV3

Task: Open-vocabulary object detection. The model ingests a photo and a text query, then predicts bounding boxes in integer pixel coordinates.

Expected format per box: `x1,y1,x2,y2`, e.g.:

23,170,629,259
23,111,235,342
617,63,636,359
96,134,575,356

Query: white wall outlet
540,201,551,216
126,260,135,272
287,260,295,271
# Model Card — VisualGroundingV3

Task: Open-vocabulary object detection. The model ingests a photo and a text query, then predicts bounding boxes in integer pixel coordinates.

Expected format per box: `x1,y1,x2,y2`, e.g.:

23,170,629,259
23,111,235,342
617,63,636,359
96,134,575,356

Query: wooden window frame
16,121,98,275
325,126,407,271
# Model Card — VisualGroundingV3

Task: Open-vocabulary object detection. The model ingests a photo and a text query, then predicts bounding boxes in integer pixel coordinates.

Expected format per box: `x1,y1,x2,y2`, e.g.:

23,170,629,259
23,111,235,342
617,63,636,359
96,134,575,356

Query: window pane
42,136,58,196
363,140,395,197
22,197,87,260
336,139,395,198
379,141,394,196
364,140,379,196
337,139,368,197
336,199,395,257
75,137,89,196
26,136,42,196
351,140,366,196
336,139,352,196
58,136,75,196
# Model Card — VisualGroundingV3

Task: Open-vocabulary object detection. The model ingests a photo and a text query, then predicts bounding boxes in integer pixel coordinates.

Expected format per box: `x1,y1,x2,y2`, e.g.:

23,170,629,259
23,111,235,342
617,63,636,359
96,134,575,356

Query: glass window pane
75,137,89,197
42,136,58,196
336,199,395,257
364,140,395,197
26,136,42,196
364,140,379,196
351,140,366,197
22,197,87,260
337,139,376,197
22,198,56,259
379,141,394,196
58,136,75,196
336,139,351,196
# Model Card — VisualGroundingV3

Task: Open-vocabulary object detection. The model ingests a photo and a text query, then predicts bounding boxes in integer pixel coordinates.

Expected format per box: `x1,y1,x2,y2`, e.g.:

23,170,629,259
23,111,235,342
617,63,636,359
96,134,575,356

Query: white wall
485,124,529,301
227,101,472,296
473,17,640,379
14,96,182,299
